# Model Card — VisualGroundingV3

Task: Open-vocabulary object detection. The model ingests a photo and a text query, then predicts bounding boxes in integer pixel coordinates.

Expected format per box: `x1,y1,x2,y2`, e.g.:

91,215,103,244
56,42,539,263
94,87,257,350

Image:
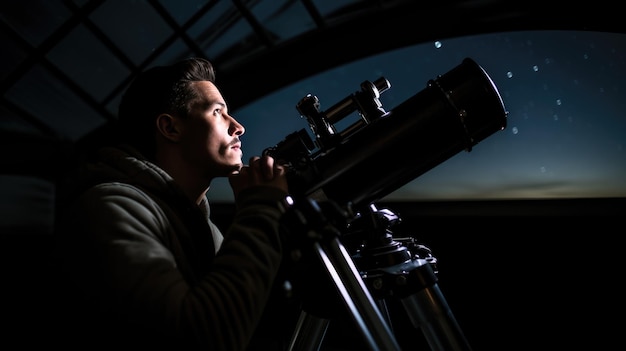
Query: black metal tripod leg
400,283,472,351
318,238,402,351
288,310,330,351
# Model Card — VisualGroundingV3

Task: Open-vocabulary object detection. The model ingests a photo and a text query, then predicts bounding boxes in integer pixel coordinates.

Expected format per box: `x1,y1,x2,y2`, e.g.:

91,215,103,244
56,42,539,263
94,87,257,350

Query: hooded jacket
54,145,292,351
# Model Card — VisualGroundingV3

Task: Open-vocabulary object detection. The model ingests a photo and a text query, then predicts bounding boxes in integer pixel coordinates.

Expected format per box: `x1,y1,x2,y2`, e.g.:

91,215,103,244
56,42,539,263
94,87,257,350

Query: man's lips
228,138,242,150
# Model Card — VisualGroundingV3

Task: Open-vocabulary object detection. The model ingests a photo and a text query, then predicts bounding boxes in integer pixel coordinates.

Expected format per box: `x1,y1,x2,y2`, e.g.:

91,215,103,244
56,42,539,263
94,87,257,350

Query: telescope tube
269,58,507,207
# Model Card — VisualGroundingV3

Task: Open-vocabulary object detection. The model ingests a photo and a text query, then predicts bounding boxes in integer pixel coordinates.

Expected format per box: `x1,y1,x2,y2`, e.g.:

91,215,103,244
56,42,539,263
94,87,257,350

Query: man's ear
156,114,181,142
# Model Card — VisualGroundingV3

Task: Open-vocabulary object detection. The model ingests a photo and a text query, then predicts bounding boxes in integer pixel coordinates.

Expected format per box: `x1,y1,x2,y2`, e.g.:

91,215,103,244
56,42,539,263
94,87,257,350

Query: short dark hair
116,57,216,159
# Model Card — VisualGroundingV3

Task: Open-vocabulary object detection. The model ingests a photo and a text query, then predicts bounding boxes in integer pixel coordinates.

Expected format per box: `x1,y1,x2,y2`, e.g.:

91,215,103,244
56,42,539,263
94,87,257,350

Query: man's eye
213,109,222,116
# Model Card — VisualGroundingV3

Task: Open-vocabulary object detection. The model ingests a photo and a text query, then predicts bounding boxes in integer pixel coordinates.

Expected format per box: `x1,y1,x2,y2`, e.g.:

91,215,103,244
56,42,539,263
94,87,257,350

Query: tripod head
342,204,437,272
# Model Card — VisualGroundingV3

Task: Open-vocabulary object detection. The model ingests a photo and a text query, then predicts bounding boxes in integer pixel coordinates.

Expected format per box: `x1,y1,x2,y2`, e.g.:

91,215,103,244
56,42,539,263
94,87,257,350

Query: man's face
179,80,245,179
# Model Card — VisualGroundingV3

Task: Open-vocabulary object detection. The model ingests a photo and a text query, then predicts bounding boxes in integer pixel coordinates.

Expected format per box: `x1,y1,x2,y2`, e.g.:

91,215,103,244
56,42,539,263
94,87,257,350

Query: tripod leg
400,269,472,351
375,299,394,333
280,197,401,350
288,310,330,351
318,237,402,351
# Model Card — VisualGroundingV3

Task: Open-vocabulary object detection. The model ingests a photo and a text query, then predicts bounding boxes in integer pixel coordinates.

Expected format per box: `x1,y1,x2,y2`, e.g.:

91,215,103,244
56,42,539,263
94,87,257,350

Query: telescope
266,58,507,351
263,57,507,208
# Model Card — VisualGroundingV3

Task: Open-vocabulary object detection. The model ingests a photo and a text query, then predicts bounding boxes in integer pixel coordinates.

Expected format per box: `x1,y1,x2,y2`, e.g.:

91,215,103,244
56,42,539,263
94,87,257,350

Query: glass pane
158,0,210,26
46,24,130,102
0,29,28,82
0,105,43,135
313,0,366,19
90,0,173,65
189,1,256,60
250,1,314,41
5,65,107,141
0,0,70,47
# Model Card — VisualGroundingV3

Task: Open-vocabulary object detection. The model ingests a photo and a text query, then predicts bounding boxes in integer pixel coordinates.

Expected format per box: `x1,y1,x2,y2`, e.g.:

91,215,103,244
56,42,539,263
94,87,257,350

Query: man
55,57,293,350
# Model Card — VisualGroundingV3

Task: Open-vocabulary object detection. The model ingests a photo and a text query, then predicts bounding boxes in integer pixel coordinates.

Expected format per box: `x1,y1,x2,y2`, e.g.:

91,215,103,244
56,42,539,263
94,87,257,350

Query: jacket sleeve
57,182,289,351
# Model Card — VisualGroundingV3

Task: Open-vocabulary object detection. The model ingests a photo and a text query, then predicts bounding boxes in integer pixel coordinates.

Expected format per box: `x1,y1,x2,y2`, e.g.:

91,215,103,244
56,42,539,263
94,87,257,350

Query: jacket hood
58,144,186,209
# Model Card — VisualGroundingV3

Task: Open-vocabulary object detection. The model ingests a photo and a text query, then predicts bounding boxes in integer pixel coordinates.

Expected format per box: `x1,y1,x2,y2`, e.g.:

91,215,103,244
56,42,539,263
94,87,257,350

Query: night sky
208,30,626,203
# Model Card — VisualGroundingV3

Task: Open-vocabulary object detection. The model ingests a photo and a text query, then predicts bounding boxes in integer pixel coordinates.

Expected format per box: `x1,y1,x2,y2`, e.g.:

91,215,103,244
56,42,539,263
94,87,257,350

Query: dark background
2,1,624,349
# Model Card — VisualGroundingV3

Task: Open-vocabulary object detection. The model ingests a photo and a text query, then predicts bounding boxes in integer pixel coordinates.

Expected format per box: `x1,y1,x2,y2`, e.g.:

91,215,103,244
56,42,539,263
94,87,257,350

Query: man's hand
228,155,288,197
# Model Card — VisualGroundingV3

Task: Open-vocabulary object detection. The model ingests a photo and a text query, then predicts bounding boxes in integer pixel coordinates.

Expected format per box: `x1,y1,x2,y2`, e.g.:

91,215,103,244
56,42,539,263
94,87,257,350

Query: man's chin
226,162,243,175
232,164,243,174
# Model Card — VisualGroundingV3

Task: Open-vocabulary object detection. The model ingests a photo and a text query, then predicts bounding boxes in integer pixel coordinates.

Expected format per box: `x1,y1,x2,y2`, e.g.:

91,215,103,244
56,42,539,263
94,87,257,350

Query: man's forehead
191,80,226,106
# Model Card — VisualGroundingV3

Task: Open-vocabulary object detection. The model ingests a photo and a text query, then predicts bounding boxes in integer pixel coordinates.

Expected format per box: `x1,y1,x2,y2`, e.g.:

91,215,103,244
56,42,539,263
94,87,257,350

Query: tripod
279,197,472,351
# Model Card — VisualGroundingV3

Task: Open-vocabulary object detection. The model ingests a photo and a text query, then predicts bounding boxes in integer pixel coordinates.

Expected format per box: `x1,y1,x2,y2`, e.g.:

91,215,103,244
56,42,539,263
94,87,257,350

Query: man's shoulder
86,181,149,198
77,181,164,212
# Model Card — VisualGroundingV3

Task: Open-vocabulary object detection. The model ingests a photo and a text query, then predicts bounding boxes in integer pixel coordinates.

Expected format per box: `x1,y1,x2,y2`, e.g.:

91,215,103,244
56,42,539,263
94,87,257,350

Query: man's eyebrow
203,101,225,109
